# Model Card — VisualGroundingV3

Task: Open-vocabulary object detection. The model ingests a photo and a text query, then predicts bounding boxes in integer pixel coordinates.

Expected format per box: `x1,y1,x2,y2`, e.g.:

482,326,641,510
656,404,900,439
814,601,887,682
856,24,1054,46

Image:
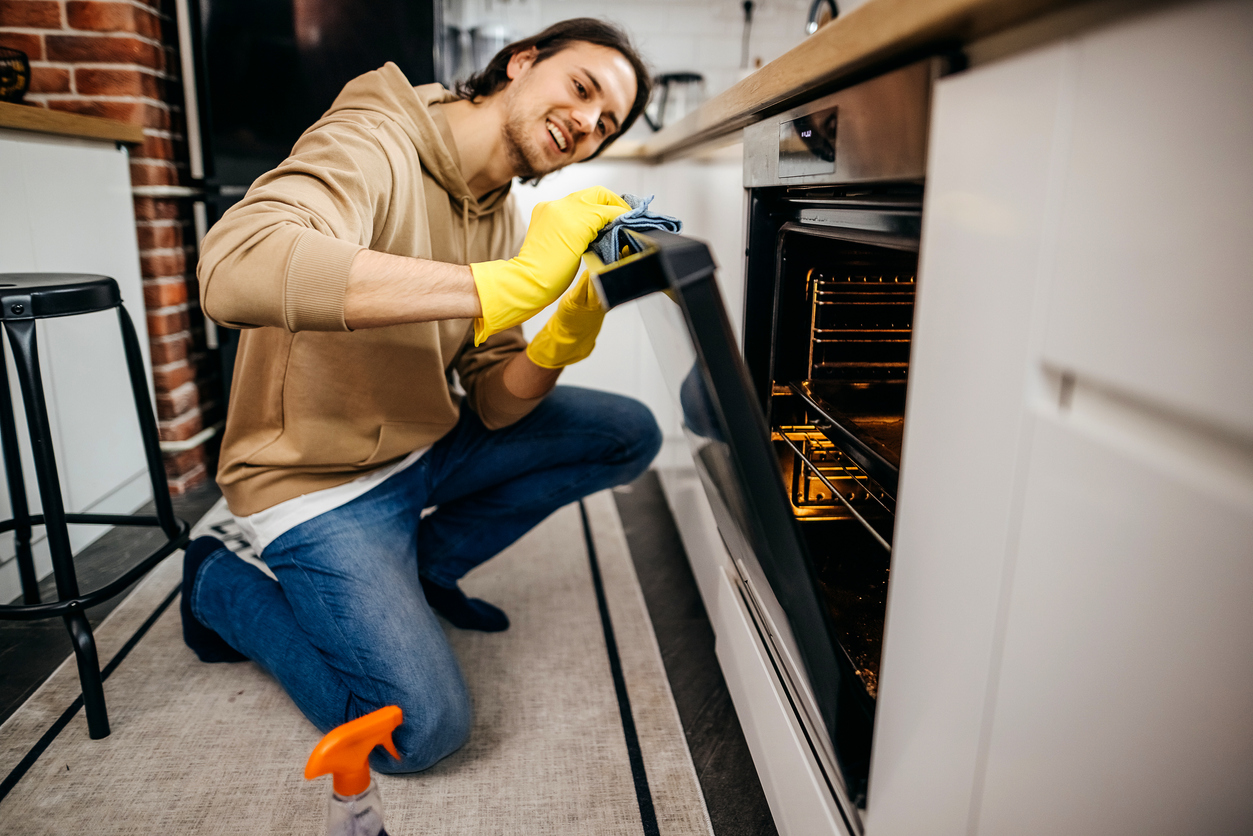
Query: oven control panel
779,107,838,178
745,56,942,188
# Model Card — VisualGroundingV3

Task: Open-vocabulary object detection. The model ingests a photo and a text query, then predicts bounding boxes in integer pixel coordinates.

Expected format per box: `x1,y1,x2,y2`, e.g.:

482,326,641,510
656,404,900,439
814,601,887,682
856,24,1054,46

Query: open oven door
589,230,875,814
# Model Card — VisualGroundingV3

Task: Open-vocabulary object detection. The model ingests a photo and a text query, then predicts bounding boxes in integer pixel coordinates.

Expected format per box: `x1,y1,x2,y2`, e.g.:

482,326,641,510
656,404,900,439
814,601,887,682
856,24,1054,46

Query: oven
590,57,946,831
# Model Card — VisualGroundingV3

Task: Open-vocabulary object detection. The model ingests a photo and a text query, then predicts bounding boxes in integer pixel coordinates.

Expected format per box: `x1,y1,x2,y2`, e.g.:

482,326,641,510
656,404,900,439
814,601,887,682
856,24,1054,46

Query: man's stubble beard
501,113,542,181
499,81,563,182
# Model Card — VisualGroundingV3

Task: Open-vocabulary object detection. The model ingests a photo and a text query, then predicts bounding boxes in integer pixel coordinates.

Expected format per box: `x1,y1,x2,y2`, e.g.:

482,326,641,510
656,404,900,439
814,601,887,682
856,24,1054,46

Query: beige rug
0,491,712,836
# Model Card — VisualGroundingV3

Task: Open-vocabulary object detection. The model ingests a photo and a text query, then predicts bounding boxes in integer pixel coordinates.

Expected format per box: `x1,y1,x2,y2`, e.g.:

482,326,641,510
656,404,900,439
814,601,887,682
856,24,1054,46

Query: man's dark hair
455,18,651,159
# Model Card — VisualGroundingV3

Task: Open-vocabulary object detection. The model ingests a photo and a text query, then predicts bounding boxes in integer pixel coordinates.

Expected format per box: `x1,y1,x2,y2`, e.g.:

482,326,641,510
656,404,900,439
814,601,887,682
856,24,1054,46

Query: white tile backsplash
442,0,844,102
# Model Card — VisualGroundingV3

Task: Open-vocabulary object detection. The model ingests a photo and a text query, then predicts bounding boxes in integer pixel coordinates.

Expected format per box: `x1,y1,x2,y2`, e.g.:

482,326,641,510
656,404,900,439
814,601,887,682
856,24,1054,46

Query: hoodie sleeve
197,117,392,331
454,326,546,429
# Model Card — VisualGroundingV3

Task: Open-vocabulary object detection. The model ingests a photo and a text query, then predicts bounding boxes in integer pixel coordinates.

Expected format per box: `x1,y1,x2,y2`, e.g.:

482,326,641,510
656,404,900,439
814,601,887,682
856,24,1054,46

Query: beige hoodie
198,63,540,516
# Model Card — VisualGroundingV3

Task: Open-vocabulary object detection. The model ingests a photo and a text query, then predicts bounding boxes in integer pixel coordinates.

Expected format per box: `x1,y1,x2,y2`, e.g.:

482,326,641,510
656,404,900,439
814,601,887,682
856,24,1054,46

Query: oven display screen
779,107,837,178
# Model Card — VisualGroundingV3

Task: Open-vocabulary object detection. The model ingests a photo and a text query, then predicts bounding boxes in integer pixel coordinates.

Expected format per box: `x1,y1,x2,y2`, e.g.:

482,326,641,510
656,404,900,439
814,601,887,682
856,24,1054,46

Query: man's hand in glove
470,186,628,344
525,271,606,369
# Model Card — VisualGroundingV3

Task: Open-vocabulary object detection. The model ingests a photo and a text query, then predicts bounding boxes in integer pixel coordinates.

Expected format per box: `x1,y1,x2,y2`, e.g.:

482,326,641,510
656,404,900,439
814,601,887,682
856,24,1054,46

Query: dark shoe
420,576,510,632
181,536,248,663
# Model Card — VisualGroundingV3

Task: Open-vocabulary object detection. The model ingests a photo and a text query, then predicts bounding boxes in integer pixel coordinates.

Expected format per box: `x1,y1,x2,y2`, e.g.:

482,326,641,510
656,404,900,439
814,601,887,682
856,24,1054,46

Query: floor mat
0,492,712,836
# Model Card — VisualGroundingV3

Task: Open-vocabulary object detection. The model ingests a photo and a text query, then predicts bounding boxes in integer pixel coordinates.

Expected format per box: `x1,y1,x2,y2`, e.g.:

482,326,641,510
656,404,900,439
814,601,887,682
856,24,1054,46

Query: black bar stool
0,273,189,739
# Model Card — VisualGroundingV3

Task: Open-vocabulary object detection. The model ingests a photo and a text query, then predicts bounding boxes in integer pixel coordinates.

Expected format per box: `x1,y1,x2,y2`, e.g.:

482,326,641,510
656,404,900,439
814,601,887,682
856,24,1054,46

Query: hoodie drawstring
462,196,471,264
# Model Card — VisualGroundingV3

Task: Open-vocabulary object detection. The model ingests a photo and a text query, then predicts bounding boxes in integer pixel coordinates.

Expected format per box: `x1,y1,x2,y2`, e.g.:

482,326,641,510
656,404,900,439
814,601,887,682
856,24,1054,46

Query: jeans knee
370,686,472,774
618,398,663,478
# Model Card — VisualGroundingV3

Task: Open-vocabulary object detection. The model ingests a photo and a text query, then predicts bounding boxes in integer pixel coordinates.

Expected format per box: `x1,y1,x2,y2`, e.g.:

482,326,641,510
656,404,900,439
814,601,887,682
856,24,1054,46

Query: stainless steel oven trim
743,57,944,189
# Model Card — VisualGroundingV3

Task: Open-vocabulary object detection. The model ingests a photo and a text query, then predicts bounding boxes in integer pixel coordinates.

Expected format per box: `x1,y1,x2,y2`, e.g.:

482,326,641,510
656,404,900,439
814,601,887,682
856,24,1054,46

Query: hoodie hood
323,62,512,220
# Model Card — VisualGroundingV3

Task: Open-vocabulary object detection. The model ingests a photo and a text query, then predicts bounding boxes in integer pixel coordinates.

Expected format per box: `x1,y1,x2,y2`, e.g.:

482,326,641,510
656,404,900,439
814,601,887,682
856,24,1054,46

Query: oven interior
766,221,918,703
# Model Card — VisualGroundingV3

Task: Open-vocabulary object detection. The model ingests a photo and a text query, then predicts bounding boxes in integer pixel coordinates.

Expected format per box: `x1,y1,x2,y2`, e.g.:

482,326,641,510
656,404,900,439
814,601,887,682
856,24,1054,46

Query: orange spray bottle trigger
304,706,403,796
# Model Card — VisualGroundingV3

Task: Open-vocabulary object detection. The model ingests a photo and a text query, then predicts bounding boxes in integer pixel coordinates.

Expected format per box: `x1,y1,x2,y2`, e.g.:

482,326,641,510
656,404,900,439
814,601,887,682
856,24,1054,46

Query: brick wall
0,0,219,495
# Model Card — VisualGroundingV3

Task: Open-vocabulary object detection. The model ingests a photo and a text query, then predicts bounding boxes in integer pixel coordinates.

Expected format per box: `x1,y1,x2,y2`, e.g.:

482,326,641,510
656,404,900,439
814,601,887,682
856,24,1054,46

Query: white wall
510,144,746,443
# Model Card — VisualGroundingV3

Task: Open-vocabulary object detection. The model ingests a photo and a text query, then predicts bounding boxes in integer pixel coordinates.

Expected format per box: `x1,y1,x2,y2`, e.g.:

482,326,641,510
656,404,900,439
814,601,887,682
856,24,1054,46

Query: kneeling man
184,18,659,772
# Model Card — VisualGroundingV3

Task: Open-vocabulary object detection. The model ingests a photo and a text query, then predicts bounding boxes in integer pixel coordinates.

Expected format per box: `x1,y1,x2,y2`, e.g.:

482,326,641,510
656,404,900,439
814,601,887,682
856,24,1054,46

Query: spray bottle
304,705,403,836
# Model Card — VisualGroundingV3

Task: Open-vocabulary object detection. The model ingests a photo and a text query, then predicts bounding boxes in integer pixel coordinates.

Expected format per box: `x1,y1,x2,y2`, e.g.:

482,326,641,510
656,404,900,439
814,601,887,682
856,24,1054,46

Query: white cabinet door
866,38,1070,836
1040,0,1253,438
976,412,1253,835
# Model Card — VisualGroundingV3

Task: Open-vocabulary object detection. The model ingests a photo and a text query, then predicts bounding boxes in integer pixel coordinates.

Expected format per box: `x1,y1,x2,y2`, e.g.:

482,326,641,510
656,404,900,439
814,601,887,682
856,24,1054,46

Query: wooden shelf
0,101,144,145
634,0,1090,161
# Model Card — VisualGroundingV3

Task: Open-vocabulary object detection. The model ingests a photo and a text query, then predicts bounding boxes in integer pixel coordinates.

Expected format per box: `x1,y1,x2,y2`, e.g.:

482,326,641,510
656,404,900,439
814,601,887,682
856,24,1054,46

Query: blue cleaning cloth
590,194,682,265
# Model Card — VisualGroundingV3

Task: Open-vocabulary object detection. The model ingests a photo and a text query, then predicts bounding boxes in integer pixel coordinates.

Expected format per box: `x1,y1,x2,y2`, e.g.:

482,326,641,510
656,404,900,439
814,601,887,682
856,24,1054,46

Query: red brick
130,159,177,186
149,332,188,365
136,132,173,160
57,100,166,131
66,1,160,39
155,379,199,419
158,408,203,442
0,32,42,60
162,443,205,477
75,66,161,97
28,65,70,94
166,461,208,495
48,98,141,123
0,0,61,28
140,250,185,278
152,359,195,392
135,222,182,250
142,276,187,307
147,306,189,337
133,196,179,221
46,34,161,67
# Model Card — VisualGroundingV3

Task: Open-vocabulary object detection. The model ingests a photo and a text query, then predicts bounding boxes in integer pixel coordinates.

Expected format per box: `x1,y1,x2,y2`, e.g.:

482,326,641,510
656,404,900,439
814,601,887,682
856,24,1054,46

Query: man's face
499,41,637,179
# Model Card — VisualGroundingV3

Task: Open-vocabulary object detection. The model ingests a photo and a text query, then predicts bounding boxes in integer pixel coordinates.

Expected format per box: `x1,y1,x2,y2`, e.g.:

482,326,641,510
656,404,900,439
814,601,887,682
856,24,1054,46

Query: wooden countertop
0,101,144,145
631,0,1088,160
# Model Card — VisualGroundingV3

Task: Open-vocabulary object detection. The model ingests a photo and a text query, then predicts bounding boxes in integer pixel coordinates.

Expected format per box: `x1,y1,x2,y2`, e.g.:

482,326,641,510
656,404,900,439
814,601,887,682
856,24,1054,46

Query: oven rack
789,381,902,497
807,273,916,381
776,424,894,551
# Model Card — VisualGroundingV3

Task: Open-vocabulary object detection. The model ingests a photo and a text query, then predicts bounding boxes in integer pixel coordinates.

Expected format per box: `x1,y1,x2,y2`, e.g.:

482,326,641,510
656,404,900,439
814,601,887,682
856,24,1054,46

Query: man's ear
506,47,539,81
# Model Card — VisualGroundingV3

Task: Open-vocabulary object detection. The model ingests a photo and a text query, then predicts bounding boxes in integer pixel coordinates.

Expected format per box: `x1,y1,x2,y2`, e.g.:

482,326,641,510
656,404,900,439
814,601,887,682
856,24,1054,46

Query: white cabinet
871,2,1253,834
0,129,154,604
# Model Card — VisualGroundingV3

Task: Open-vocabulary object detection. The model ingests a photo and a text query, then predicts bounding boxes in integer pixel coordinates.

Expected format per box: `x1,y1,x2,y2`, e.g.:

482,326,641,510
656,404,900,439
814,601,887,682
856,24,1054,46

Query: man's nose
569,106,597,137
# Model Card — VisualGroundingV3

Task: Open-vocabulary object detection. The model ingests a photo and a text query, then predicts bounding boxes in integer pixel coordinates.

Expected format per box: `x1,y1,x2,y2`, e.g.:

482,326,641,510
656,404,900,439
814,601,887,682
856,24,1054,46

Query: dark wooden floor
1,470,777,835
613,471,778,836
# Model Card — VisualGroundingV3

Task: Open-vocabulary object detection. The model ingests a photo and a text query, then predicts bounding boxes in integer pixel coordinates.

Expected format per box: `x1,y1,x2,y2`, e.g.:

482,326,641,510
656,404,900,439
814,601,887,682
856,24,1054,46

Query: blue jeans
190,386,661,772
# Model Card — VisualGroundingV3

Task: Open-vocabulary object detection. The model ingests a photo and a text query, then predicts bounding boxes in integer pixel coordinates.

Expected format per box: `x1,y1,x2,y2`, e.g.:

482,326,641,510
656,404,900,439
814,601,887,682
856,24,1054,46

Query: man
185,19,659,772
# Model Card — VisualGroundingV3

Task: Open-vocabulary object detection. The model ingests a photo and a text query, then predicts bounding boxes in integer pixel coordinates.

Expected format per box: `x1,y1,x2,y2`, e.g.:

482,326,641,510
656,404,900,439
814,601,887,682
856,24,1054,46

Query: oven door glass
610,231,875,805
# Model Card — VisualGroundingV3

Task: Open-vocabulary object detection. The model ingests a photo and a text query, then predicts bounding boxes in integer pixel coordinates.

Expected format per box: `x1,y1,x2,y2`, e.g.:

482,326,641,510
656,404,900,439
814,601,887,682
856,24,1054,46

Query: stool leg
65,602,110,738
4,319,110,738
116,306,180,540
0,353,38,605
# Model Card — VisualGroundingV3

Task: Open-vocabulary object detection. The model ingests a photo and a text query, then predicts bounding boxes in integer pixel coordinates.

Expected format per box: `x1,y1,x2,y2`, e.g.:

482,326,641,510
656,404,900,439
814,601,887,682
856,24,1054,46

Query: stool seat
0,272,187,739
0,273,121,320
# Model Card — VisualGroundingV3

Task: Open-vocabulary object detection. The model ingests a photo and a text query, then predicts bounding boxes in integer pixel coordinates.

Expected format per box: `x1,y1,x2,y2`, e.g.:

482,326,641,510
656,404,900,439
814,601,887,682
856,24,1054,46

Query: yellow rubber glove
525,271,606,369
470,186,628,345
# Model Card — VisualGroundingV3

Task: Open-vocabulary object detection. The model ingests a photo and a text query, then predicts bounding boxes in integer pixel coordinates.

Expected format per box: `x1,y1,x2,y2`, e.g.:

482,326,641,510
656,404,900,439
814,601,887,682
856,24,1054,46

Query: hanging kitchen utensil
643,72,705,132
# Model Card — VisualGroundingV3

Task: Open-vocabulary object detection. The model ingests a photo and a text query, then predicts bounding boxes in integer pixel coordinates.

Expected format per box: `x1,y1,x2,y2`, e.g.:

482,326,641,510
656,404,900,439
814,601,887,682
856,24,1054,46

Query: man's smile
545,118,570,153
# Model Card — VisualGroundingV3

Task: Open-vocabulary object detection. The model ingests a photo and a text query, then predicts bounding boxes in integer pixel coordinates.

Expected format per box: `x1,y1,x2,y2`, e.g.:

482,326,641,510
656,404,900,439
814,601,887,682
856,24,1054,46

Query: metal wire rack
776,423,894,550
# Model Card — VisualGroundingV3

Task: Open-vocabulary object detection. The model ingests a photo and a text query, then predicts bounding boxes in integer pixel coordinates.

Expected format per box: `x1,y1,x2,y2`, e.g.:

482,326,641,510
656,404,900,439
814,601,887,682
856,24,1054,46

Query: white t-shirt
233,446,430,555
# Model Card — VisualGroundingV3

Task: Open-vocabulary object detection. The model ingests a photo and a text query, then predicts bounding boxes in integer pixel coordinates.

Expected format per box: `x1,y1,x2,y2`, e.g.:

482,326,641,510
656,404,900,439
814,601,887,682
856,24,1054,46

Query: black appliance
591,57,944,830
174,0,440,399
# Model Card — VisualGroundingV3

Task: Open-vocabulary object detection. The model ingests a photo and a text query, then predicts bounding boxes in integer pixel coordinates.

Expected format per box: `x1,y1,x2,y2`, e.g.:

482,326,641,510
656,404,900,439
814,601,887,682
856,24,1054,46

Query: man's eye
574,80,586,97
597,119,606,135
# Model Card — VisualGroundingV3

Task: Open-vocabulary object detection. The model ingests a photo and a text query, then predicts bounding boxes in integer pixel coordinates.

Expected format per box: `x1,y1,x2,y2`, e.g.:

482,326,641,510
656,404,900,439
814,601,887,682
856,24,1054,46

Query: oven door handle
586,230,717,310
